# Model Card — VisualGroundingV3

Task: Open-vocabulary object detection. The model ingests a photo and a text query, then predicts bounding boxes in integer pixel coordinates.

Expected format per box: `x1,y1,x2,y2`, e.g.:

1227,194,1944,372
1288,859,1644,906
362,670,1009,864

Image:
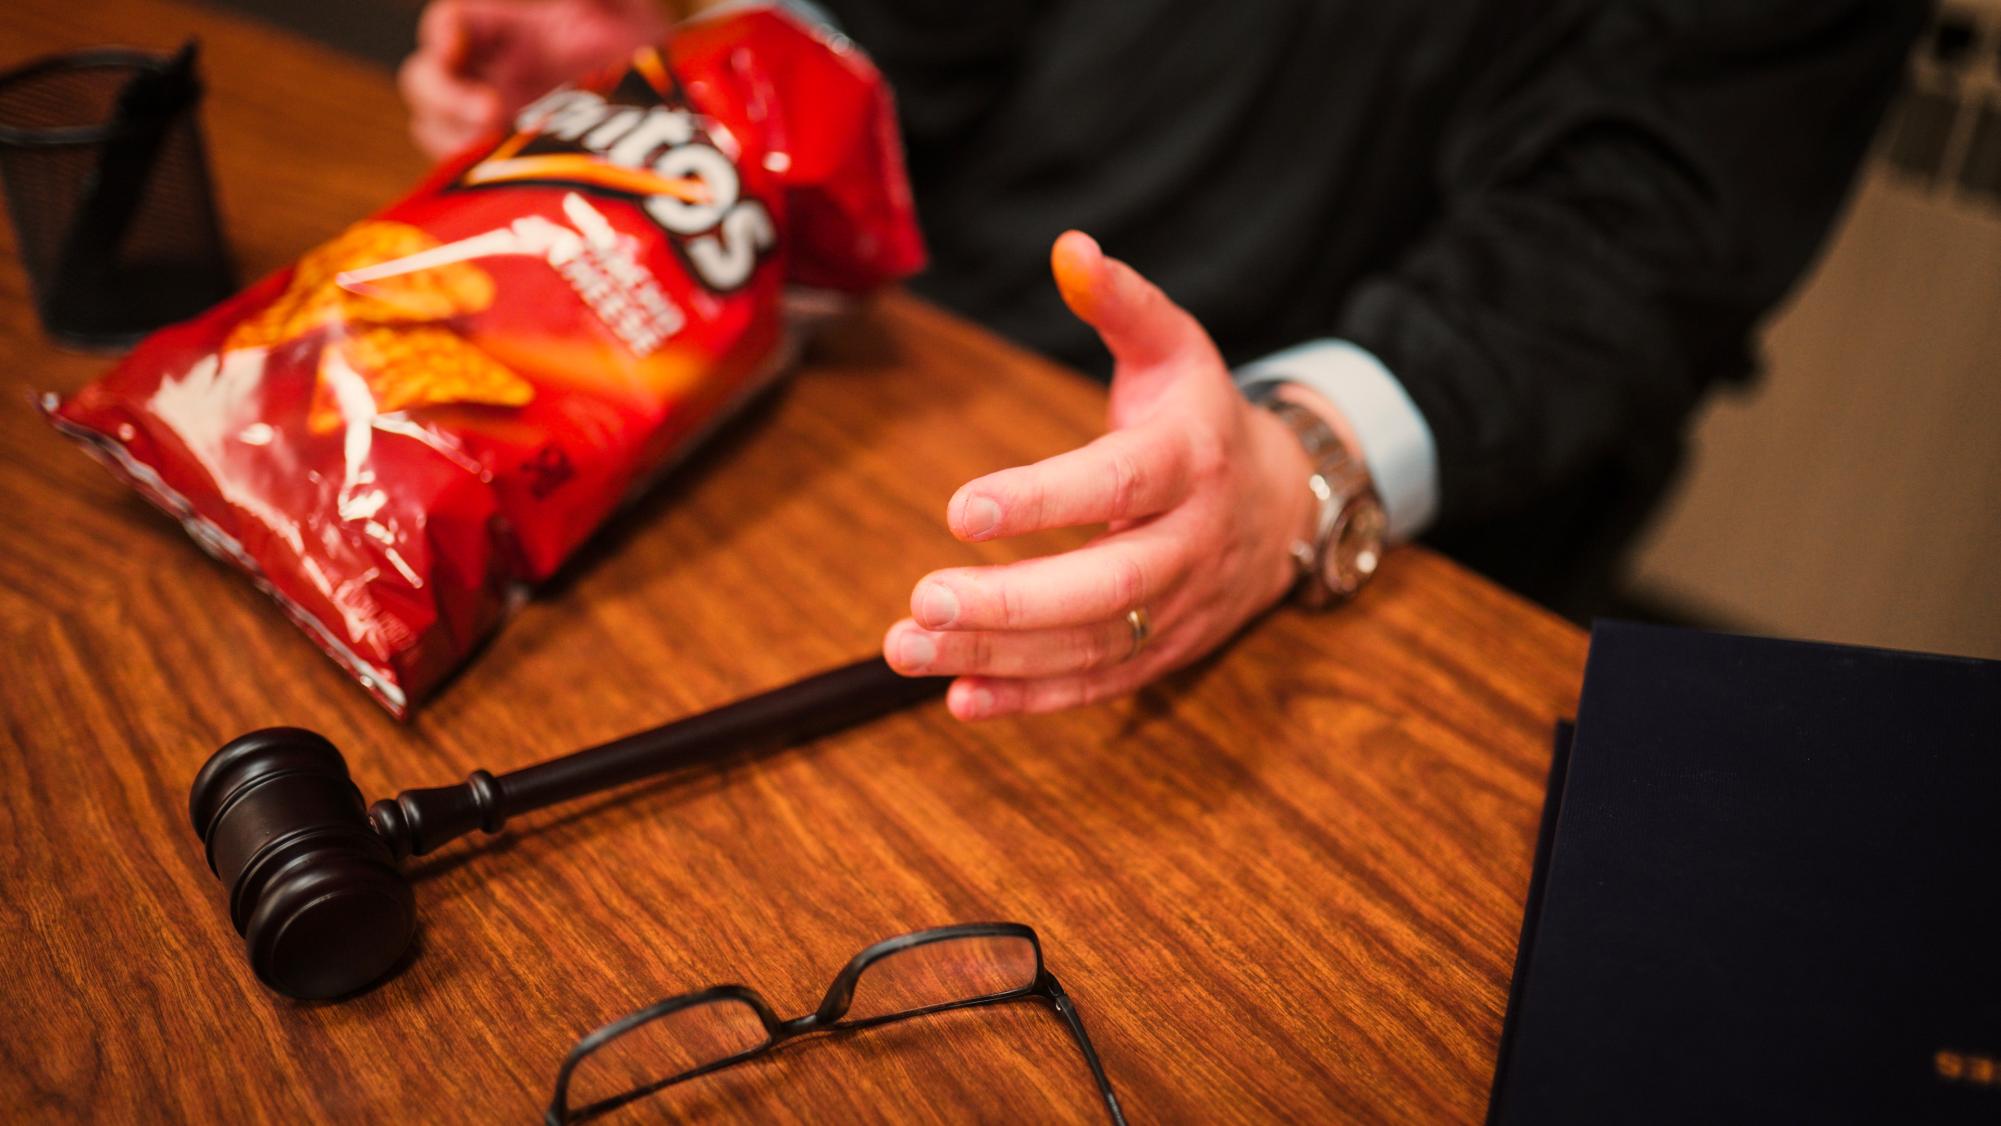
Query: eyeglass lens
842,933,1040,1022
565,995,770,1112
568,932,1042,1116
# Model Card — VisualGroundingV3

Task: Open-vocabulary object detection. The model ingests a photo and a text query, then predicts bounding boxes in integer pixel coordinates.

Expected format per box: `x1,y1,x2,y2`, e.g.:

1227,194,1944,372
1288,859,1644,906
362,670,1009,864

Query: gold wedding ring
1124,607,1152,661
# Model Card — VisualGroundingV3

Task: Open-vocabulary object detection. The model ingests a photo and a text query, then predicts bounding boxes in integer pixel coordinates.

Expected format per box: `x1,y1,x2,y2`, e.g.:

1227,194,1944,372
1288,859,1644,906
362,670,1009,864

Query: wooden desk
0,3,1586,1121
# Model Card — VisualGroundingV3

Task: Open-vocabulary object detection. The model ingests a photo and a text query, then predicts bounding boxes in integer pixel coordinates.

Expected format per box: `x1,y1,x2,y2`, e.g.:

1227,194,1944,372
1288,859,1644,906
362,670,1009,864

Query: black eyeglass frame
545,922,1126,1124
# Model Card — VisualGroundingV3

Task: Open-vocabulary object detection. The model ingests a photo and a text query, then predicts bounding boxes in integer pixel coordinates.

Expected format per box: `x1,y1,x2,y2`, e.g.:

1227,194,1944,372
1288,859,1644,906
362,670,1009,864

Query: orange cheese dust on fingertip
1051,230,1104,322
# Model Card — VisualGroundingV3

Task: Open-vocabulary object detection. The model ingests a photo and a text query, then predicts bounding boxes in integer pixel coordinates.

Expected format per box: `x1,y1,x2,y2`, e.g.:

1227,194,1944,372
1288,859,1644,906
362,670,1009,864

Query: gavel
188,657,945,1001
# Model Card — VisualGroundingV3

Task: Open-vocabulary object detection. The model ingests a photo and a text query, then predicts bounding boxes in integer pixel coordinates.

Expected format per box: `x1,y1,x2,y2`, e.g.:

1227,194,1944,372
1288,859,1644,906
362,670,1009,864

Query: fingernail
959,495,1001,540
895,629,936,671
956,684,995,719
916,582,959,627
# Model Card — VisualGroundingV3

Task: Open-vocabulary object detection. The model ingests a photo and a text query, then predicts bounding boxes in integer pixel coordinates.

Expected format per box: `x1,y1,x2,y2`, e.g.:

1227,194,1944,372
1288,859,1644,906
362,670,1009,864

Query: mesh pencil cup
0,41,234,349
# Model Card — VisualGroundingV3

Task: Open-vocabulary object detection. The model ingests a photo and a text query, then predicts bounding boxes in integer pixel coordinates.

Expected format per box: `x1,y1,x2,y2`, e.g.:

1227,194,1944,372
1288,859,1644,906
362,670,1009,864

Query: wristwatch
1249,383,1388,608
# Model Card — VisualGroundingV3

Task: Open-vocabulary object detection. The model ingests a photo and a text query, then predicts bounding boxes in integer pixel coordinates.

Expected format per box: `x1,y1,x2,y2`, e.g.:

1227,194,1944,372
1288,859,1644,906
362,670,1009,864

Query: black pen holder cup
0,44,235,350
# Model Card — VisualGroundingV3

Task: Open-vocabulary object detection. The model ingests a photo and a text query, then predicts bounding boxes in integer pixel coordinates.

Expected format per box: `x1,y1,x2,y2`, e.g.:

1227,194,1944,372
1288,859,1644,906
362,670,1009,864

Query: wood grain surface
0,2,1587,1121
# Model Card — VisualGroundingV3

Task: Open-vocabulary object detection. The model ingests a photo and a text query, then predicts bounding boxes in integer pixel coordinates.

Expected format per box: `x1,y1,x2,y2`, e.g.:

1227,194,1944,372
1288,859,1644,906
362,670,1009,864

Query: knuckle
1077,625,1108,671
1016,476,1048,532
999,579,1029,629
1109,553,1148,611
1185,427,1227,485
1105,446,1146,519
970,630,996,672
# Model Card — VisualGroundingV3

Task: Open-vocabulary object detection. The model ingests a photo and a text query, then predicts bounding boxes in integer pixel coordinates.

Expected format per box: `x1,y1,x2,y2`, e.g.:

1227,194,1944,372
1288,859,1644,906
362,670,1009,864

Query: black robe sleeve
1335,0,1929,530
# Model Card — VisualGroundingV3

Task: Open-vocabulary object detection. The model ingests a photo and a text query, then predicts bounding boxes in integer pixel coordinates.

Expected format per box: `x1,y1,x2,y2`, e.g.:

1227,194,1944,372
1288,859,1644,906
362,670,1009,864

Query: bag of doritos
43,7,923,717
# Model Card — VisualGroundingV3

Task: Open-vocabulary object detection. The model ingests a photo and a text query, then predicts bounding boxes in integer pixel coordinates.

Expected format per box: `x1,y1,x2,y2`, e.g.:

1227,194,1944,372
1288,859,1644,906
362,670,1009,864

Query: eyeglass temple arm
1043,971,1129,1126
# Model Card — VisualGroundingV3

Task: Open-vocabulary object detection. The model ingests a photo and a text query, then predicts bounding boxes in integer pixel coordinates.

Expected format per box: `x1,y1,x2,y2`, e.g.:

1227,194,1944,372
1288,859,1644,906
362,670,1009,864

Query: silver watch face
1320,497,1387,597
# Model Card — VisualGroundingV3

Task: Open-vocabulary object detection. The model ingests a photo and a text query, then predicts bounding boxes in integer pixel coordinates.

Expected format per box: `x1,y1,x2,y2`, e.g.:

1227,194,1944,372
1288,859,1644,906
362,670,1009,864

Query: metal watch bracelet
1248,383,1388,608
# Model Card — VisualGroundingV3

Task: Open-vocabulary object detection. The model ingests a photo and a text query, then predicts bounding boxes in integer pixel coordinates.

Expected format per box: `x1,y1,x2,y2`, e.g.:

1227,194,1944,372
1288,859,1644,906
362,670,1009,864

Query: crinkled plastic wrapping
44,8,924,718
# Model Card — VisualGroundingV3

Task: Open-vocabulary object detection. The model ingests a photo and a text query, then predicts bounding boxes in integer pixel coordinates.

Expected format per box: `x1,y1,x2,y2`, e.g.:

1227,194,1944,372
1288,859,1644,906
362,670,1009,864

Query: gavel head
188,727,415,1000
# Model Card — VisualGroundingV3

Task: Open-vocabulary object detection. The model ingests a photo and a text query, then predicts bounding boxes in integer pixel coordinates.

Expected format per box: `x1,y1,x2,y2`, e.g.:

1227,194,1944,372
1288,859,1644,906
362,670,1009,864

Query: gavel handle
369,658,947,859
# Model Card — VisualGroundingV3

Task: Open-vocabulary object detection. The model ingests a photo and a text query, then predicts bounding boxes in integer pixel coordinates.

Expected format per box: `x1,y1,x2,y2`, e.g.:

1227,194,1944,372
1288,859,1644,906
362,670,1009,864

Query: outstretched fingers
909,519,1188,635
947,423,1193,542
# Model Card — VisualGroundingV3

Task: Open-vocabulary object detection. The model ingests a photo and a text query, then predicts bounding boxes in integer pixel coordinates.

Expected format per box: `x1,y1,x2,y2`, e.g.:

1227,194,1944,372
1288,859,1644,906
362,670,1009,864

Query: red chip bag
44,8,924,718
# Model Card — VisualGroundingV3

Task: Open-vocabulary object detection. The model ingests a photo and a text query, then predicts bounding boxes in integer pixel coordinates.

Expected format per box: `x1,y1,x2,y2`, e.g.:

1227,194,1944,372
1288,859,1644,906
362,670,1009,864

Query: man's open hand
885,231,1320,721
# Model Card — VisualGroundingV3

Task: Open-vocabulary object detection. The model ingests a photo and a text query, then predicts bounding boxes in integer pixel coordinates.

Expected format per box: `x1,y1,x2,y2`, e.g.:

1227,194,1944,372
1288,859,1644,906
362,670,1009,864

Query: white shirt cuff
1237,339,1439,543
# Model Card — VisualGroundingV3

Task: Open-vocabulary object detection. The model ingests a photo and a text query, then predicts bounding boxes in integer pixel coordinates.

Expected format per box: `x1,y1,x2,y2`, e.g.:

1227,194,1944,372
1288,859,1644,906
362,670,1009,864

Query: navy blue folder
1488,622,2001,1125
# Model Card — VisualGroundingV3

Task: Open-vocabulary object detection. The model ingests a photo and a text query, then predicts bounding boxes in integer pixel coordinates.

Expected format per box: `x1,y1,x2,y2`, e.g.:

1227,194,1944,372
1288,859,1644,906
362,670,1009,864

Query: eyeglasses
545,922,1126,1124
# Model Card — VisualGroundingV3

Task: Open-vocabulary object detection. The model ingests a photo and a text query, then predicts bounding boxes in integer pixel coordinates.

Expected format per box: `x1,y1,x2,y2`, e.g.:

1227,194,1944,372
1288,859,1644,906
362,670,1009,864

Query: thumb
1051,230,1211,371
